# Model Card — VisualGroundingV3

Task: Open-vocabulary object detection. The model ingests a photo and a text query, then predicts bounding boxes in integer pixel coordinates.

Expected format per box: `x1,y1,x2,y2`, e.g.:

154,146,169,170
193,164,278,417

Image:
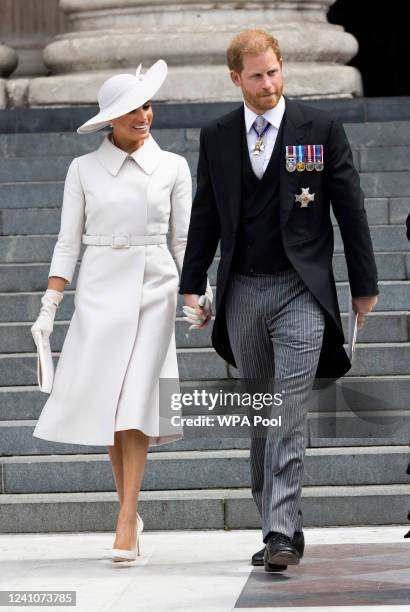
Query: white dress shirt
244,95,286,173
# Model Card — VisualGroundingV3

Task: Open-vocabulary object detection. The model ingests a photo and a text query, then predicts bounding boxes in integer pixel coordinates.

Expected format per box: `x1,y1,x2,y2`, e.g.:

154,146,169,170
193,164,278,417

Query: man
180,30,378,572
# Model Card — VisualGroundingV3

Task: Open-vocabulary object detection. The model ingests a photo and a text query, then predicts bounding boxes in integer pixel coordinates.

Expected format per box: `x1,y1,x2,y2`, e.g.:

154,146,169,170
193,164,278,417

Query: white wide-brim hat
77,59,168,134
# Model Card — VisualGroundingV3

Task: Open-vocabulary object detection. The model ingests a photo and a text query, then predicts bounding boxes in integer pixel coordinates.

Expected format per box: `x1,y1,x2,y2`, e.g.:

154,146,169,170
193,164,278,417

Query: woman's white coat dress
32,134,191,446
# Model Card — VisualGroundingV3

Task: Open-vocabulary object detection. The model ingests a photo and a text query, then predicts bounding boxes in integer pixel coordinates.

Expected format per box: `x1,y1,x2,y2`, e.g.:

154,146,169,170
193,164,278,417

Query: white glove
183,281,213,330
31,289,64,342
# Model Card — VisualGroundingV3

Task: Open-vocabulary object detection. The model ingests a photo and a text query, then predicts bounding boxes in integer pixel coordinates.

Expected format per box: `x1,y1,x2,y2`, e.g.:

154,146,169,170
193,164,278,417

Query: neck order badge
252,117,271,156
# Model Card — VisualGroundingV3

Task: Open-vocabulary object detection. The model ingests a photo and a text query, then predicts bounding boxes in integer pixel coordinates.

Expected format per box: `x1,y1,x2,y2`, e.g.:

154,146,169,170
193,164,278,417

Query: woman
31,60,212,563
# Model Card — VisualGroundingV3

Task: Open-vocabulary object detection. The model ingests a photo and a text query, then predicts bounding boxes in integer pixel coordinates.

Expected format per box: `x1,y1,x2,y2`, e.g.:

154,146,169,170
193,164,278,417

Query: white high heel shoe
136,512,144,535
111,513,143,563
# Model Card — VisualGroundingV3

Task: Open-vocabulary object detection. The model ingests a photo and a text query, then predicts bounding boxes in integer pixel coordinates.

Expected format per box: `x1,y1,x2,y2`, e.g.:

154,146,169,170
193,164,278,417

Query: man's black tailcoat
179,97,379,380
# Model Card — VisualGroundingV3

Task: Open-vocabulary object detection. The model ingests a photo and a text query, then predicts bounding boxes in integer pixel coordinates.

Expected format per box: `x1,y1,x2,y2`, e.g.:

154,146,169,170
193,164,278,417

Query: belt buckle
112,234,130,249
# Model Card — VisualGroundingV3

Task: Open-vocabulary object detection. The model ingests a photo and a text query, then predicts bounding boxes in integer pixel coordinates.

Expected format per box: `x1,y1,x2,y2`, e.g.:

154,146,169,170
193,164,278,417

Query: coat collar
96,133,162,176
243,95,286,133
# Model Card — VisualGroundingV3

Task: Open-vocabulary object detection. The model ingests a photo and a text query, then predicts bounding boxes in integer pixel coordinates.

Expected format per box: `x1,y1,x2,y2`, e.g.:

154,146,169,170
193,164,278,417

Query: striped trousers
224,268,325,541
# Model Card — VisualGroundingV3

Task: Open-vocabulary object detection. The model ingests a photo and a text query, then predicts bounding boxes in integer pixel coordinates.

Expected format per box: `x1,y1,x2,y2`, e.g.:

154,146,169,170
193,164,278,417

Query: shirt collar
244,95,286,134
97,133,162,176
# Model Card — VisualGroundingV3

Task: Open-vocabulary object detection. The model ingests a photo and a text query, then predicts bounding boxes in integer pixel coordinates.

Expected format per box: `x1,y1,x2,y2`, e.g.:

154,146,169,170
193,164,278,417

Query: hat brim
77,59,168,134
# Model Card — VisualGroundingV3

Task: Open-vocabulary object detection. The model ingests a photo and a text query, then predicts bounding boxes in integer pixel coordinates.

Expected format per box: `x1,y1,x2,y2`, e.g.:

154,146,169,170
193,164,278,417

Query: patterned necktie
251,116,269,179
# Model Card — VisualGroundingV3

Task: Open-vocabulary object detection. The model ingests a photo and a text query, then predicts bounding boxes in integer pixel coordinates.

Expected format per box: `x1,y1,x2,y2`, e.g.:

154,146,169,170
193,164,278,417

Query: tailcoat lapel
280,97,312,229
217,107,244,231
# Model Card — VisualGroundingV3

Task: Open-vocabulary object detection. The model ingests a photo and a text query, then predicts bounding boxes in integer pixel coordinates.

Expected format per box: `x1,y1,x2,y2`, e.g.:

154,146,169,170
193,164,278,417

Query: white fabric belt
82,234,167,249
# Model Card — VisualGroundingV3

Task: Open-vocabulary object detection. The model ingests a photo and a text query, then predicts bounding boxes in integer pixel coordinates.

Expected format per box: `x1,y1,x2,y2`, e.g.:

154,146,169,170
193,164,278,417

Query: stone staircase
0,106,409,533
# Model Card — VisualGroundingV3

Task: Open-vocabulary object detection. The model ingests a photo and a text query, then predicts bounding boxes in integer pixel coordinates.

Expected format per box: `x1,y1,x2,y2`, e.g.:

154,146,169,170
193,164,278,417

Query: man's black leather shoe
293,530,305,558
264,532,300,567
251,530,304,568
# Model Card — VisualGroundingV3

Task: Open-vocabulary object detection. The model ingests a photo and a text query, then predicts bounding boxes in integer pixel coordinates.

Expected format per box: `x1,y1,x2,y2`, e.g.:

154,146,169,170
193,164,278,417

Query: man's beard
246,86,283,111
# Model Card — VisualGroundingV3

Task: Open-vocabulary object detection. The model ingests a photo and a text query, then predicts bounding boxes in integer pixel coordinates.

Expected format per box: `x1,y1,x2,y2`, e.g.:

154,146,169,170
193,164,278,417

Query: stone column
0,43,18,78
29,0,362,106
0,43,19,108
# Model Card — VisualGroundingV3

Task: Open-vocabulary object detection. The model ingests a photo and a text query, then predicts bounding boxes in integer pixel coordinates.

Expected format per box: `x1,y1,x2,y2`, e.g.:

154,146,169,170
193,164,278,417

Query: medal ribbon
315,144,323,165
252,120,271,140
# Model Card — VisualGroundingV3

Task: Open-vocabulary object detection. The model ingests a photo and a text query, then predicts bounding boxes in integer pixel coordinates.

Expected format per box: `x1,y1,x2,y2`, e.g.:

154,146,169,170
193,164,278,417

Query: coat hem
32,429,183,447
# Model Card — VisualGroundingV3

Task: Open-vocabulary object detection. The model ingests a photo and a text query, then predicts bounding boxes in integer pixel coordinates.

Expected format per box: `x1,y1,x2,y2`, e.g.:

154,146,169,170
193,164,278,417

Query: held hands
31,289,64,342
352,295,378,329
183,284,213,330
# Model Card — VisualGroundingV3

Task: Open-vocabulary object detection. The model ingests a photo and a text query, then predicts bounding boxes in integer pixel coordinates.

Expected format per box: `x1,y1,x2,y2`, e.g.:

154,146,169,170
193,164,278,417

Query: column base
28,64,362,107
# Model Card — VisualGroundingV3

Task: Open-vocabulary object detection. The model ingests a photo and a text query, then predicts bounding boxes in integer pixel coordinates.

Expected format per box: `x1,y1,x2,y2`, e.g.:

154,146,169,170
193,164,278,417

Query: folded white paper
347,295,358,362
33,330,54,393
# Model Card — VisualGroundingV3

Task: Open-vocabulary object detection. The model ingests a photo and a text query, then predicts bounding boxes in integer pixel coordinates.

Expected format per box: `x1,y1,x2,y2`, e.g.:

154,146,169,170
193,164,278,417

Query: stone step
0,121,409,159
0,182,63,209
1,374,409,454
231,252,399,283
0,280,408,322
0,150,197,183
332,198,383,226
332,197,409,227
0,263,80,293
5,144,408,180
0,311,408,355
0,204,396,237
0,484,408,532
1,250,408,293
0,342,410,387
344,121,410,147
0,157,72,183
334,225,409,253
224,341,410,377
0,129,194,158
360,171,410,198
389,197,410,224
1,446,408,494
2,200,405,235
224,485,410,530
1,376,408,422
0,226,407,264
0,197,407,228
1,170,410,209
0,208,62,235
0,292,77,322
335,281,410,312
0,348,228,386
0,419,249,456
308,412,410,447
359,146,410,172
331,252,409,281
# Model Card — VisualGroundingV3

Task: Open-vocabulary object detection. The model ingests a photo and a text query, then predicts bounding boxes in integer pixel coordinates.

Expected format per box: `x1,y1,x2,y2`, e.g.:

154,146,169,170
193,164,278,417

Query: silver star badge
295,187,315,208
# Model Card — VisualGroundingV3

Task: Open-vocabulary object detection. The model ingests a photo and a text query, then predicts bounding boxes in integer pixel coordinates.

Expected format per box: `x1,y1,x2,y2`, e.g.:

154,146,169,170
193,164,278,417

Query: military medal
296,145,305,171
252,139,264,155
314,144,324,171
285,145,296,172
252,120,271,156
306,144,315,171
295,187,315,208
